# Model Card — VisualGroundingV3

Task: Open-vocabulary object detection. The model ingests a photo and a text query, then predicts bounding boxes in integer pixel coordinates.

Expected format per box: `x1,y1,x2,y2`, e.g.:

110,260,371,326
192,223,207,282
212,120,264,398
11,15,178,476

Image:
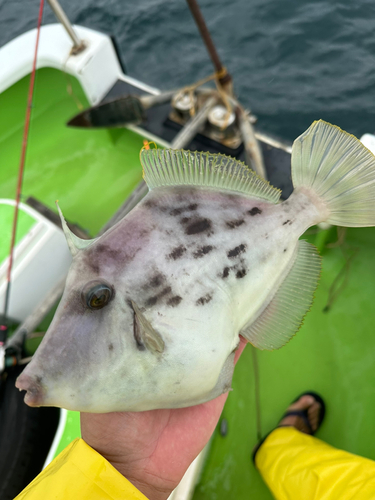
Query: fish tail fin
292,120,375,227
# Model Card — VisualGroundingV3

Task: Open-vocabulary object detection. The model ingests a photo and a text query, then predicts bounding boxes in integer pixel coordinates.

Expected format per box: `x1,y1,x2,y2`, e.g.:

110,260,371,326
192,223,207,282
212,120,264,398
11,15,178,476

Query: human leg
254,394,375,500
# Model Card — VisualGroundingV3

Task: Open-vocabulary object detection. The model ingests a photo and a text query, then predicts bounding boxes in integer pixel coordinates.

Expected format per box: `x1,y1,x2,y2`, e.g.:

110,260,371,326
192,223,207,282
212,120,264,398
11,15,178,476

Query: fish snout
15,371,45,407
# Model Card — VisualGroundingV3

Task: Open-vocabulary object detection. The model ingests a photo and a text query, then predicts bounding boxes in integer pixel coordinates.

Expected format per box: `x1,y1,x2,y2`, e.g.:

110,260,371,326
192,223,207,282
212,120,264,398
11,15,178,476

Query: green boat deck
195,226,375,498
0,67,144,235
1,67,375,499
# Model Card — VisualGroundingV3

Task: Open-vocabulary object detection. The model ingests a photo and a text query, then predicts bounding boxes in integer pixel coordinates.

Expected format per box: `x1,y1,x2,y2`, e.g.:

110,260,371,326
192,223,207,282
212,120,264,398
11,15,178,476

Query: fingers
234,335,248,364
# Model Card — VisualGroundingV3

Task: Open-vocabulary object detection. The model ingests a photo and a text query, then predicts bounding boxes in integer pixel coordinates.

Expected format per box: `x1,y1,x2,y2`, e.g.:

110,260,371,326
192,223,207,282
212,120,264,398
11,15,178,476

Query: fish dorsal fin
140,149,281,204
240,240,321,350
56,202,97,256
131,301,165,354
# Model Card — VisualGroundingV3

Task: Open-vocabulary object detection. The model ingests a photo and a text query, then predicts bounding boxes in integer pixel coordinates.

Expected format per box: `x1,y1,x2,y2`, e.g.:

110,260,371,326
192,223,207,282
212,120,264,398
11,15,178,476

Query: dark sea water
1,0,375,142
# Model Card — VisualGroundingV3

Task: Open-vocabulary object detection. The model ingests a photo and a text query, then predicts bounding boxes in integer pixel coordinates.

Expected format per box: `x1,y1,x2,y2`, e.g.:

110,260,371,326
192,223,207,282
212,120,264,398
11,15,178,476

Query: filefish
16,121,375,412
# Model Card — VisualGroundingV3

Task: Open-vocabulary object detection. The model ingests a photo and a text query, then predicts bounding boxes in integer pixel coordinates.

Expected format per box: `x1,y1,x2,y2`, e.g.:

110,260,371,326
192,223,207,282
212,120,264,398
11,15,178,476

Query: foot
278,394,322,434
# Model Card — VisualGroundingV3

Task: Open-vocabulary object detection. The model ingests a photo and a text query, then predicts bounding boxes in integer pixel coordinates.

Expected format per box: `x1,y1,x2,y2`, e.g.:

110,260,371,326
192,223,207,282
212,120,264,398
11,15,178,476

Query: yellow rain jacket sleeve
15,438,148,500
255,427,375,500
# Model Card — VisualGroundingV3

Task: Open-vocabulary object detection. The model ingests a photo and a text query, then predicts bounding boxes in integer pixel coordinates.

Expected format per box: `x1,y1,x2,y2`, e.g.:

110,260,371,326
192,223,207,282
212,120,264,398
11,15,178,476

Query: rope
251,346,263,441
214,77,232,130
62,51,84,111
1,0,45,345
183,67,228,93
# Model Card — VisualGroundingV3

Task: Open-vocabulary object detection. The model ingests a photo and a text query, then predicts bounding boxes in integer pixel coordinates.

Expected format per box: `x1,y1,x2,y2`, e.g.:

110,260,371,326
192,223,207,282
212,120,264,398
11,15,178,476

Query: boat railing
46,0,85,55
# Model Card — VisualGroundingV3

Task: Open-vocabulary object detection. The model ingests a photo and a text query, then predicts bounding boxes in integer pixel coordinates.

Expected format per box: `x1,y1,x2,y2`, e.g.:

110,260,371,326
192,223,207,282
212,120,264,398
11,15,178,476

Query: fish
16,120,375,412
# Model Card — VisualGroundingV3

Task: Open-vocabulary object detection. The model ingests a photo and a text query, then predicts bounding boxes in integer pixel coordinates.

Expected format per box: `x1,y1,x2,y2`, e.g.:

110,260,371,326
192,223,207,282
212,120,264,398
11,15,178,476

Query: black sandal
252,391,326,463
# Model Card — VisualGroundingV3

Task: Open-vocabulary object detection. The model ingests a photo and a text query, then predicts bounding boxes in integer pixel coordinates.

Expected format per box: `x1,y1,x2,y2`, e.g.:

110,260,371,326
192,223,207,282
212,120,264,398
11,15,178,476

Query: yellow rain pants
15,438,148,500
16,429,375,499
255,427,375,499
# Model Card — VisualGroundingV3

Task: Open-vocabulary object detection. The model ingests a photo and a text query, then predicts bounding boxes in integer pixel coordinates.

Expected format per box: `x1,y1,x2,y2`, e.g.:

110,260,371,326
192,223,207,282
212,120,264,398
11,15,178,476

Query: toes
307,401,321,432
280,394,322,435
287,395,315,412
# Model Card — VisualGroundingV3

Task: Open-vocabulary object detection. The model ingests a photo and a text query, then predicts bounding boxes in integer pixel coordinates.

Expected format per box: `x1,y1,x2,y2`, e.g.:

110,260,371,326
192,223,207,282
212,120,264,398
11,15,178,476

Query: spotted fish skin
115,186,319,327
16,121,375,412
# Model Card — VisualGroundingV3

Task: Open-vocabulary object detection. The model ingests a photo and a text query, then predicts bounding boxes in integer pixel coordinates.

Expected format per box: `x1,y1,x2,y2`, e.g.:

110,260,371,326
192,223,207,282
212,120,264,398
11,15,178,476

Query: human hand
80,337,247,500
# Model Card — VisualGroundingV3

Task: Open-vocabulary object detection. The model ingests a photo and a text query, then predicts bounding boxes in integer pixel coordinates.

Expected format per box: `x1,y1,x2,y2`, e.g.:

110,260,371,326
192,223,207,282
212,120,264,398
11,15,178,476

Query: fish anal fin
131,301,165,354
140,149,281,204
240,240,321,350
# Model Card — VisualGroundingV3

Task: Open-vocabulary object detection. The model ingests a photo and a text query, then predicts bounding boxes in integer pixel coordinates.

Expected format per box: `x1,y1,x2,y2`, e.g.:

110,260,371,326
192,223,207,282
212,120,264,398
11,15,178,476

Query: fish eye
82,281,114,310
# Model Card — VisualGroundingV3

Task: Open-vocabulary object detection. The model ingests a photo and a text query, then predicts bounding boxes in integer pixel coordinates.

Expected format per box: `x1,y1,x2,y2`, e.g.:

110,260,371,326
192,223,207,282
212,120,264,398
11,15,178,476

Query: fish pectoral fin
140,149,281,203
131,301,165,354
240,240,321,351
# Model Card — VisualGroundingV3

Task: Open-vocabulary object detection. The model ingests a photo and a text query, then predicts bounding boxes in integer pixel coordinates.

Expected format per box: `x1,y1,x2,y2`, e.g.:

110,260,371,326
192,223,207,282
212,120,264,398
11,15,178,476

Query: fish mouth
15,372,45,407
